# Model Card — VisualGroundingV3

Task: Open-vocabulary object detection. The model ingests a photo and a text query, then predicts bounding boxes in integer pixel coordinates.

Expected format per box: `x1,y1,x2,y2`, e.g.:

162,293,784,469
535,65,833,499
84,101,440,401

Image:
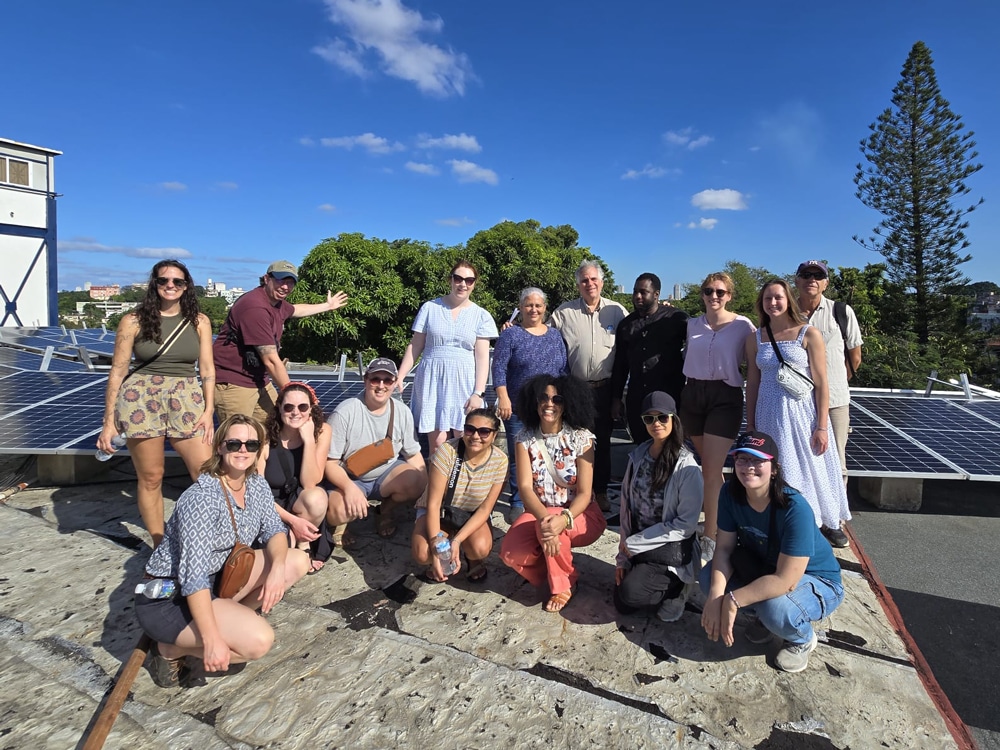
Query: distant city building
88,284,120,301
969,291,1000,330
220,288,246,305
76,300,138,316
673,284,682,301
206,278,228,295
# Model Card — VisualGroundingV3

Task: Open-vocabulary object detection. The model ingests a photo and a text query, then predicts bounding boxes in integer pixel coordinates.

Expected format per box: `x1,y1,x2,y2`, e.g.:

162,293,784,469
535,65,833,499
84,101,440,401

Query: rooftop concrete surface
0,447,967,750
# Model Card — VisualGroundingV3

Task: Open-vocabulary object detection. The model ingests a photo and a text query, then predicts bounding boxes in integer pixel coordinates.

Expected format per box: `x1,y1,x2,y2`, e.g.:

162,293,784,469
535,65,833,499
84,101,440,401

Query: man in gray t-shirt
324,358,427,538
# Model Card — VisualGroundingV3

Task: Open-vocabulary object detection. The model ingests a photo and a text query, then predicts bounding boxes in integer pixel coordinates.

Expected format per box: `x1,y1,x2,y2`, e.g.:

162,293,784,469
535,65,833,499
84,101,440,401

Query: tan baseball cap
266,260,298,281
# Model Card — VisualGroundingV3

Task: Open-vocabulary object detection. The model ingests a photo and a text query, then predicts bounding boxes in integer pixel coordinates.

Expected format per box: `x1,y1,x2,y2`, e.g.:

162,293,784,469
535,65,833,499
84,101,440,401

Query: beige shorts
215,382,278,425
115,374,205,439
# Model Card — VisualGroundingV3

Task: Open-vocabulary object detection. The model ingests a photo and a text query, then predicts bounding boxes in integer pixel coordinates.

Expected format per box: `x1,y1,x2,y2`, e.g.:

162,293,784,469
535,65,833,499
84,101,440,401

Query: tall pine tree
854,41,983,347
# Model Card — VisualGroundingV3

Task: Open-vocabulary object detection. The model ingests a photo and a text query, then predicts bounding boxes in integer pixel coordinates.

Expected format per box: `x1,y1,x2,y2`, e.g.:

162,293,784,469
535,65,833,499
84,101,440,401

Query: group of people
106,254,860,684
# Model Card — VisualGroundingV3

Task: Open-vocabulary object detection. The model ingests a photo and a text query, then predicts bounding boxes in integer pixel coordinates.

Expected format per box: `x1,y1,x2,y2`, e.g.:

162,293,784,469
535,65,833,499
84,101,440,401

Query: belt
587,378,610,388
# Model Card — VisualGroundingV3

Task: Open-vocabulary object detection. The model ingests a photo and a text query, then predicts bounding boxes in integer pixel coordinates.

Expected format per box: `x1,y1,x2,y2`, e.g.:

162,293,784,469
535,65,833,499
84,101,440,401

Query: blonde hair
200,414,265,478
701,271,734,296
755,278,806,327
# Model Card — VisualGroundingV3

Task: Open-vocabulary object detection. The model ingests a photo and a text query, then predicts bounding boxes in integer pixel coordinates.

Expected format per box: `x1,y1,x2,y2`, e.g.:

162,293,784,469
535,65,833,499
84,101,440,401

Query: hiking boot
594,492,611,513
821,525,850,548
744,617,773,645
656,585,689,623
775,631,818,673
149,642,184,688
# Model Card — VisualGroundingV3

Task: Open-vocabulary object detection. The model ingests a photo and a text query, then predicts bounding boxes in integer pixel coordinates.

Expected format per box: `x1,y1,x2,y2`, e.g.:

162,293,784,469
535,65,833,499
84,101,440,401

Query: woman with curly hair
261,382,333,573
500,374,607,613
98,260,215,547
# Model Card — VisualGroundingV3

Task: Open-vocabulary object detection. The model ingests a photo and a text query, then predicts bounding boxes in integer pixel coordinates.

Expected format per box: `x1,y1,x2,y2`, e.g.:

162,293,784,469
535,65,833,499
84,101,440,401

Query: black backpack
833,301,855,378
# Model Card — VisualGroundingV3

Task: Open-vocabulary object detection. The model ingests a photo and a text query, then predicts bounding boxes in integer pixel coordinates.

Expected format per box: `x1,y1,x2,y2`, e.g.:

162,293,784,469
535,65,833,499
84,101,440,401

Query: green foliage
57,291,92,314
676,260,778,321
196,296,229,332
111,287,145,303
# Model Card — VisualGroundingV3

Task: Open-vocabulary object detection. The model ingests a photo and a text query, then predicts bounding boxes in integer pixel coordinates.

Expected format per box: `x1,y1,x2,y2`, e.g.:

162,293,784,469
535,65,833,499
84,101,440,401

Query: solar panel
958,400,1000,426
0,346,90,372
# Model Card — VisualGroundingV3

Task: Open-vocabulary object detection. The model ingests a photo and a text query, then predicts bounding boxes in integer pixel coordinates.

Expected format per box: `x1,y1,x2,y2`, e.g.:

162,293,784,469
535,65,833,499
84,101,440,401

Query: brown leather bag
216,481,256,599
342,400,396,479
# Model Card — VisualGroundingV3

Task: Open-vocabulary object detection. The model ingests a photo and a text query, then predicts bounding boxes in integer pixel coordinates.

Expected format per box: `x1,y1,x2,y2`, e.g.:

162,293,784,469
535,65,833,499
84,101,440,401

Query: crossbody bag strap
220,480,241,546
764,322,786,365
765,322,814,386
126,317,192,382
275,443,298,499
385,399,395,440
442,440,466,508
535,430,572,489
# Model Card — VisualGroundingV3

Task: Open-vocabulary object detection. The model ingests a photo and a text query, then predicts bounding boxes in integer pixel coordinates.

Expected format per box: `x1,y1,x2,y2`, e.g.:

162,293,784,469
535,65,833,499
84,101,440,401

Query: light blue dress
754,326,851,529
411,299,498,433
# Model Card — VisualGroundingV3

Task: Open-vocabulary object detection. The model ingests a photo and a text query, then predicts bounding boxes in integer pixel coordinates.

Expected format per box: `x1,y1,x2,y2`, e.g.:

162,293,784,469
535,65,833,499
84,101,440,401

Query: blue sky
7,0,1000,295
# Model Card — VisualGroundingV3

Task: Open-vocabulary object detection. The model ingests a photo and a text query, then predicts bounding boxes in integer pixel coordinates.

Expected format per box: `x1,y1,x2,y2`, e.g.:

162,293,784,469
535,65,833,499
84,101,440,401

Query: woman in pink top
679,272,756,561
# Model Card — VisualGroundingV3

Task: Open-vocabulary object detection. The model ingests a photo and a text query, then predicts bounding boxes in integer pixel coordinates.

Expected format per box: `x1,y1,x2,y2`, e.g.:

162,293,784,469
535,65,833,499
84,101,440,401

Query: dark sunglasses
282,402,310,413
367,376,396,385
224,439,261,453
538,394,565,405
797,271,827,280
702,288,727,298
451,273,476,285
641,413,673,425
155,276,188,288
463,425,497,438
268,273,297,285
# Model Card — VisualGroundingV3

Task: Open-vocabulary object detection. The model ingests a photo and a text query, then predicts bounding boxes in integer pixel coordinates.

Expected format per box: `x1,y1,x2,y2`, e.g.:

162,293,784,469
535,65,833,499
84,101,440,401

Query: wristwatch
474,391,485,398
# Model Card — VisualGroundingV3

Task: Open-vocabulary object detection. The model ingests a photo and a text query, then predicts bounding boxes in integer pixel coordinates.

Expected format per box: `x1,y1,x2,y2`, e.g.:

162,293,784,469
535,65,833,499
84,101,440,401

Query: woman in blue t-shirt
700,431,845,673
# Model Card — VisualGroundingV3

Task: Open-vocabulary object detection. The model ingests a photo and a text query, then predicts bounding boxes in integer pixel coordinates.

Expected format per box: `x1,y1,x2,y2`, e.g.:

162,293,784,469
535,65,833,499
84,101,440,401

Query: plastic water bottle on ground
95,434,127,462
135,578,178,599
434,536,457,577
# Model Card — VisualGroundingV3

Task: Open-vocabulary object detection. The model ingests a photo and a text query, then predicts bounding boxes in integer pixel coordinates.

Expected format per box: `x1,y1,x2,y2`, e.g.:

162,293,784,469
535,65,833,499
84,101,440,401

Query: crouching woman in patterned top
500,375,607,613
135,415,310,687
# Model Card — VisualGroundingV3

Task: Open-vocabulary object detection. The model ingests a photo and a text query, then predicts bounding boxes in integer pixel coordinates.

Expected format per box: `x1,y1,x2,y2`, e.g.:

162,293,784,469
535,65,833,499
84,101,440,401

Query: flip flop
307,559,326,575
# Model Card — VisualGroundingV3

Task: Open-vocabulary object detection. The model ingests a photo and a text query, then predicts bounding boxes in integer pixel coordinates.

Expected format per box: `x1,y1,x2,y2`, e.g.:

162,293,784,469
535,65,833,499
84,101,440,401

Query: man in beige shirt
549,260,628,511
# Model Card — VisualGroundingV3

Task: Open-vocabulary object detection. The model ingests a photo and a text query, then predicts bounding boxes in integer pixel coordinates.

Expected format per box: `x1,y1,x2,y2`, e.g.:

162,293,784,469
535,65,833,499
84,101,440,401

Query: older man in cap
214,260,348,423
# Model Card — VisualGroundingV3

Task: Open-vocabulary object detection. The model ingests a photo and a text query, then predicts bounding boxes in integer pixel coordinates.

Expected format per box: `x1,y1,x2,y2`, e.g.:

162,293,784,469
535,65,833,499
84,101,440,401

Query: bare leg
127,436,167,547
696,433,734,540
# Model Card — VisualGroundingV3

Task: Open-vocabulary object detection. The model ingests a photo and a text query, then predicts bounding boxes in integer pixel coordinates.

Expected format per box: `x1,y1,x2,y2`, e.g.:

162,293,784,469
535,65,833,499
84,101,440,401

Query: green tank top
131,314,201,377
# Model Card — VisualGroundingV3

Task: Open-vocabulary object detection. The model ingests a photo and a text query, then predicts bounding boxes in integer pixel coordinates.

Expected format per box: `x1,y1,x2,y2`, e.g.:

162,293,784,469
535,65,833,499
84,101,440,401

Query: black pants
614,544,686,614
589,380,613,494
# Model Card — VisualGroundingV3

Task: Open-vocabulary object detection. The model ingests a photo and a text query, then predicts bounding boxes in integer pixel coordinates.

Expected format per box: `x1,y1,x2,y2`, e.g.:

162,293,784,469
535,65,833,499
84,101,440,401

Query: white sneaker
656,584,689,623
775,631,818,673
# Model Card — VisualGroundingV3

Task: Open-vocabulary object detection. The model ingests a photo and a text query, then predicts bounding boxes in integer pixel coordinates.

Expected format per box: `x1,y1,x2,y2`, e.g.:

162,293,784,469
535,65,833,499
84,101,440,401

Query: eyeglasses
282,402,310,413
734,454,768,467
451,273,476,285
224,439,261,453
538,394,565,405
367,376,395,386
641,413,673,425
797,271,827,281
155,277,188,288
463,425,497,439
702,288,727,298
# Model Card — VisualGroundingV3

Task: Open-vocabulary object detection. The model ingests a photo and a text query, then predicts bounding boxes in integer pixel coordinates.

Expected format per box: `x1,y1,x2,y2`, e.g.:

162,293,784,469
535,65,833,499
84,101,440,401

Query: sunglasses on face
367,376,395,386
451,273,476,285
463,425,496,439
224,439,261,453
282,402,310,413
538,394,565,405
155,276,188,288
797,272,827,280
641,413,673,425
734,454,768,467
269,273,297,285
702,288,727,298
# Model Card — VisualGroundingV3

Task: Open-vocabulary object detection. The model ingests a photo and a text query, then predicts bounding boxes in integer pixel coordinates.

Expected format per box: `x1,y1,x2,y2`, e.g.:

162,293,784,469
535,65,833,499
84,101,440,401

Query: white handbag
765,323,814,400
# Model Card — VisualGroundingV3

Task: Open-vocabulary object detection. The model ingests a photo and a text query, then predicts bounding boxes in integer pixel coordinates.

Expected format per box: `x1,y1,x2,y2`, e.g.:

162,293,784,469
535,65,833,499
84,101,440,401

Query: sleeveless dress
755,326,851,529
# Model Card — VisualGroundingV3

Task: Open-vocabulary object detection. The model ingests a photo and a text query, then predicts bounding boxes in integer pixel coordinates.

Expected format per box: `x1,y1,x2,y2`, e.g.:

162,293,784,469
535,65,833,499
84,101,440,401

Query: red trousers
500,502,607,595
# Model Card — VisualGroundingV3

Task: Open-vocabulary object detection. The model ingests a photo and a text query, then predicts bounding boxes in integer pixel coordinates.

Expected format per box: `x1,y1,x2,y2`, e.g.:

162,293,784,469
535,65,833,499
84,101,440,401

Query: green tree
197,296,229,332
676,260,776,320
57,291,92,314
853,41,983,348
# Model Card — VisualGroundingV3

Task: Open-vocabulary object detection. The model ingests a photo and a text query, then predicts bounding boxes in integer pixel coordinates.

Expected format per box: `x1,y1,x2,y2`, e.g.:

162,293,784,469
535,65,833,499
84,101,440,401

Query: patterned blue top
145,473,286,596
491,325,567,415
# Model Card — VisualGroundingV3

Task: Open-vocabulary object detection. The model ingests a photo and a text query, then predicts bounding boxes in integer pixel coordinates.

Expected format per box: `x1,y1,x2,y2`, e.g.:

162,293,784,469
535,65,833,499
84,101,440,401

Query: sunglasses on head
702,288,727,298
641,413,673,425
224,439,261,453
367,375,395,385
282,402,310,413
451,273,476,285
797,271,827,280
538,394,565,405
155,276,188,288
463,424,496,438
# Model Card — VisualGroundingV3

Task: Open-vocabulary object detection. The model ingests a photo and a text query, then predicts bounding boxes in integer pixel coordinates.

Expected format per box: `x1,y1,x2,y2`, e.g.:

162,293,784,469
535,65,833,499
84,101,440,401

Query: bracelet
561,508,574,530
728,591,741,609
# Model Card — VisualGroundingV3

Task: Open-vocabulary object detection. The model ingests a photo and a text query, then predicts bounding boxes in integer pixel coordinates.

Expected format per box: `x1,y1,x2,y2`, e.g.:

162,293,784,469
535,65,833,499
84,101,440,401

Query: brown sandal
331,523,356,549
375,505,396,538
544,587,574,613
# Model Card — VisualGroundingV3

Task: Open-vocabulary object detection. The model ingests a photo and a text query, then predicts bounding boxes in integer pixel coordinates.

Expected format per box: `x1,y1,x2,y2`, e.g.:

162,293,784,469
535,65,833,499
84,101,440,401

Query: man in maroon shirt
214,260,348,422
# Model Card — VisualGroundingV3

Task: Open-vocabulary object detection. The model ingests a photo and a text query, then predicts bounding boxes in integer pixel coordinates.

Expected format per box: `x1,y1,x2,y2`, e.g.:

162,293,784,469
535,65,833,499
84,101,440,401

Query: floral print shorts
114,374,205,439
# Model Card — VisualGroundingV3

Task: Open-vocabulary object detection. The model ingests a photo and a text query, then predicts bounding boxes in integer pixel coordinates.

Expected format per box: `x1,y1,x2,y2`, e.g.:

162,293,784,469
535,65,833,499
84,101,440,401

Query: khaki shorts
115,374,205,439
215,382,278,425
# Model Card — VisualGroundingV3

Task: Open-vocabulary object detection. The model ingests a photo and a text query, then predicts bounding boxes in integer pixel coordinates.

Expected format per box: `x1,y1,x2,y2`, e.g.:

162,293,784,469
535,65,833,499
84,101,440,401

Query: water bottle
95,434,127,462
434,536,457,577
134,578,178,599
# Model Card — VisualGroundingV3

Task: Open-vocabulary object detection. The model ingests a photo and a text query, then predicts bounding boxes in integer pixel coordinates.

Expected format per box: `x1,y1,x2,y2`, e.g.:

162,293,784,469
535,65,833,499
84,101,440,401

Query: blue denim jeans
699,562,845,645
503,413,524,507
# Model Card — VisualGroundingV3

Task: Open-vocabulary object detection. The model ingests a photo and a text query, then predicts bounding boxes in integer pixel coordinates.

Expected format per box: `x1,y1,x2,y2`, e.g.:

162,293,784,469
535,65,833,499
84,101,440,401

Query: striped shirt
420,439,508,512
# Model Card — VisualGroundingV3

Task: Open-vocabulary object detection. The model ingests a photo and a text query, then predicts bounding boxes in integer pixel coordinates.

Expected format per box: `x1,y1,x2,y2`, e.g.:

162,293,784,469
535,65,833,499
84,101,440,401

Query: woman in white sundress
398,260,499,453
744,279,850,540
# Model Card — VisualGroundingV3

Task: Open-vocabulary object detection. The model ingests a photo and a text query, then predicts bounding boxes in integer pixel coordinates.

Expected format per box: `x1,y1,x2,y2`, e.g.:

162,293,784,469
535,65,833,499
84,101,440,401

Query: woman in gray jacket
615,391,704,622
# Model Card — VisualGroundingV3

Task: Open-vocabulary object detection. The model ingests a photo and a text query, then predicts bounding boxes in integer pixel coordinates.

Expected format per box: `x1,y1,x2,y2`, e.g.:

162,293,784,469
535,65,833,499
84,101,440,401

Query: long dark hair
647,414,686,493
726,458,793,509
266,382,326,446
517,374,595,432
135,259,200,343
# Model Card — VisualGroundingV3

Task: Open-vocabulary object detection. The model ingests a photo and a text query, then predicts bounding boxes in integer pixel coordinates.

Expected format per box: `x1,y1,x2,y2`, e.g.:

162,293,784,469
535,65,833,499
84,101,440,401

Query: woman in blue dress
398,261,499,453
744,279,850,534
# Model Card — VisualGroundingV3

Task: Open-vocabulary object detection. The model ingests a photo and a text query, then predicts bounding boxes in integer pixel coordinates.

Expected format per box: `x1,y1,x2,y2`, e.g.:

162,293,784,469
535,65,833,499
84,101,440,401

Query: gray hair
575,259,604,283
519,287,547,305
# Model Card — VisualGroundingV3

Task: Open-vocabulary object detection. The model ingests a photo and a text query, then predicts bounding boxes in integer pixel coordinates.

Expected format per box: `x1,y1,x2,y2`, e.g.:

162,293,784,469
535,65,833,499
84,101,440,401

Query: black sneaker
821,525,850,548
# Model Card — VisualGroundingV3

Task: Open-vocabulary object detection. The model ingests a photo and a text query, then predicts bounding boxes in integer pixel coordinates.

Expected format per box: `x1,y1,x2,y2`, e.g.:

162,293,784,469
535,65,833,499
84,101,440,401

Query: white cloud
318,203,337,212
159,181,187,191
435,217,474,227
215,181,239,191
300,137,317,147
319,132,405,154
416,132,481,152
691,188,748,211
61,239,193,259
314,0,474,97
405,161,439,175
620,164,679,180
687,218,719,230
448,159,497,185
663,127,714,150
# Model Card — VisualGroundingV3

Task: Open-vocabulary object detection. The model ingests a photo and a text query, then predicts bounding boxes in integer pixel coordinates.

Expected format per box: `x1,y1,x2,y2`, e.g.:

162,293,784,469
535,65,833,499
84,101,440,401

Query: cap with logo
366,357,399,378
267,260,299,282
730,431,780,461
796,260,829,277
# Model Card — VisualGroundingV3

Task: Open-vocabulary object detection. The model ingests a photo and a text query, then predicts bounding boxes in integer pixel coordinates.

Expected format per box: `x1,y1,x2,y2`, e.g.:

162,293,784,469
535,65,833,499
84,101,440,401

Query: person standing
548,260,627,512
611,273,688,446
213,260,348,423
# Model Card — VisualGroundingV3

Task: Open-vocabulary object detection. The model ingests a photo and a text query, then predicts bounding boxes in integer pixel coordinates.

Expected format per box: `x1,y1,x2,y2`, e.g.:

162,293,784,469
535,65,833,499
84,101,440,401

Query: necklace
221,474,246,494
